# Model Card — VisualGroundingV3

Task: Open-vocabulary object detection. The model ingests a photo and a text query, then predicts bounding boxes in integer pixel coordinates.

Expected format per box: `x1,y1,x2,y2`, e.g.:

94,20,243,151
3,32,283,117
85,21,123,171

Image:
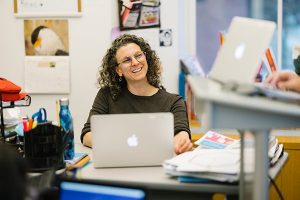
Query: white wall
0,0,196,143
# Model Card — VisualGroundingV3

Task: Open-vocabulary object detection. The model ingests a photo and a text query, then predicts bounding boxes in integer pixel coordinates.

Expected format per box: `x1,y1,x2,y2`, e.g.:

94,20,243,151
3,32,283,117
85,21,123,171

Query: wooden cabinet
270,136,300,200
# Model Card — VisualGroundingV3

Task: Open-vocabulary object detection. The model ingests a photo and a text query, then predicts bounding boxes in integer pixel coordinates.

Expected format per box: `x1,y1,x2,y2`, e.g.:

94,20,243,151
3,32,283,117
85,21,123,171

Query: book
194,131,240,149
270,144,284,166
268,136,278,158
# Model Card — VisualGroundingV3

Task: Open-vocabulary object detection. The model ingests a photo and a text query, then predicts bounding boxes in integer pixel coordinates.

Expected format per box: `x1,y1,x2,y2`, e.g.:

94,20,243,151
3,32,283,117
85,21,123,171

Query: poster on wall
24,19,70,94
118,0,160,30
14,0,82,17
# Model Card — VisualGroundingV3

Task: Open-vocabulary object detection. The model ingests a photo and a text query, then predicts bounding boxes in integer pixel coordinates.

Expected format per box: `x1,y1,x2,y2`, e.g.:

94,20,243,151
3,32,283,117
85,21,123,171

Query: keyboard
254,83,300,103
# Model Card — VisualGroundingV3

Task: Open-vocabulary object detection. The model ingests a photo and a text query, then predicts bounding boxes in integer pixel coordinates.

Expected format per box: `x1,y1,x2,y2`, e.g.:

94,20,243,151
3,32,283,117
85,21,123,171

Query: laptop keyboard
221,81,300,103
254,83,300,102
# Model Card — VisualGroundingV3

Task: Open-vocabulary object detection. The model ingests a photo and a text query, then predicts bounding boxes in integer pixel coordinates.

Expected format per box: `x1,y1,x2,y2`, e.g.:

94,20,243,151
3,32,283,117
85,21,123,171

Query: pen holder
24,123,65,172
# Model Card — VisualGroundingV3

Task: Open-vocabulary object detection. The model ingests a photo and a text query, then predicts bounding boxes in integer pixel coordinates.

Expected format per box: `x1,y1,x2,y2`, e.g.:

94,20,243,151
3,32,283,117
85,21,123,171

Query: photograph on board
159,29,172,47
118,0,160,30
24,19,69,56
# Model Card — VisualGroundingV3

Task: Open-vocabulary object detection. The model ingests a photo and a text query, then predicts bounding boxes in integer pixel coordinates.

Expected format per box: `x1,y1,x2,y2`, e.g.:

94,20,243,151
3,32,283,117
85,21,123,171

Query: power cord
268,174,284,200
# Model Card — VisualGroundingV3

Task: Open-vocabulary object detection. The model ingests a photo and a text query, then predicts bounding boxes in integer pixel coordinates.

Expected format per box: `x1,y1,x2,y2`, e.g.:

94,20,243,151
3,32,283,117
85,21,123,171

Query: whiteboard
14,0,82,17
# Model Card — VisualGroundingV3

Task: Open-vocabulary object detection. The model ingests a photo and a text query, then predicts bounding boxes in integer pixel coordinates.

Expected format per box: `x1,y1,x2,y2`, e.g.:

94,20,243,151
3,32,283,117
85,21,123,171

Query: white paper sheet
24,56,70,94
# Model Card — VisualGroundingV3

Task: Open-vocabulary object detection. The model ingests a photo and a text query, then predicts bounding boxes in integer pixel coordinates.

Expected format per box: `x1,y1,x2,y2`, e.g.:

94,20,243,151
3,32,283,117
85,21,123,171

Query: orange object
0,77,29,102
66,155,90,171
265,48,277,72
219,31,225,46
28,119,33,131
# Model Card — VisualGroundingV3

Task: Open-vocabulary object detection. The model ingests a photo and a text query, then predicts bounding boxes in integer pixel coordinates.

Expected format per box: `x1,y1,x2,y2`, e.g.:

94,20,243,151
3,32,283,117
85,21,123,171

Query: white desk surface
75,143,287,195
75,143,238,194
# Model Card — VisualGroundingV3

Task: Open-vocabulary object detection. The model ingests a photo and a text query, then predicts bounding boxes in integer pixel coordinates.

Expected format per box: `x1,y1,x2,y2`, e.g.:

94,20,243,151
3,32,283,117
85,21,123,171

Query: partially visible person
0,144,28,200
81,34,193,154
265,70,300,93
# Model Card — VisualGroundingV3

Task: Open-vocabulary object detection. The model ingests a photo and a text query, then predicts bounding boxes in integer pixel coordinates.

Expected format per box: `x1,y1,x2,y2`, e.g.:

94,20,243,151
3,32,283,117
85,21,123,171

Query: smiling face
115,43,148,85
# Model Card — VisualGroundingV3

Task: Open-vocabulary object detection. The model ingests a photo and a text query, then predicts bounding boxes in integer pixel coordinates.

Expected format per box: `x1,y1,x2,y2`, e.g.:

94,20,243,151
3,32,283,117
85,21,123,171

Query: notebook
208,16,300,102
59,178,146,200
91,113,174,168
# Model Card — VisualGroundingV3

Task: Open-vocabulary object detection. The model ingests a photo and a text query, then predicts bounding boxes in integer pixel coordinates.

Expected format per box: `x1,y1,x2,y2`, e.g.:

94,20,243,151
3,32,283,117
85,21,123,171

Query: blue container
59,98,75,160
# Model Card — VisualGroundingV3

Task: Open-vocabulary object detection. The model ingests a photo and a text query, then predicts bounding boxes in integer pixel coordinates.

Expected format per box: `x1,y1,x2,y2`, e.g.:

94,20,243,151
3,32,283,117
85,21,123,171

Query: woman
81,34,193,154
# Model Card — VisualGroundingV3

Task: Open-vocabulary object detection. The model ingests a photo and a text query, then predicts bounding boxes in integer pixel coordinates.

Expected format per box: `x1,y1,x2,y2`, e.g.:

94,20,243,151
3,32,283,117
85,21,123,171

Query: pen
32,119,38,129
23,119,28,132
66,155,90,171
28,119,33,131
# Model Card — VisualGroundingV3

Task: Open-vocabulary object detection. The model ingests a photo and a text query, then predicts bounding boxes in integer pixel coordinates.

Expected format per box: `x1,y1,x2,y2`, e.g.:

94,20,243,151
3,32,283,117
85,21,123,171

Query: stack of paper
164,148,255,183
164,131,284,183
166,131,248,183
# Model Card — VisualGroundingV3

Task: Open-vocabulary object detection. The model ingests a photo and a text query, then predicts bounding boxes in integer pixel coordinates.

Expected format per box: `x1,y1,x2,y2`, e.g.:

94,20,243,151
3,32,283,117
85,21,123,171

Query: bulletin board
14,0,82,18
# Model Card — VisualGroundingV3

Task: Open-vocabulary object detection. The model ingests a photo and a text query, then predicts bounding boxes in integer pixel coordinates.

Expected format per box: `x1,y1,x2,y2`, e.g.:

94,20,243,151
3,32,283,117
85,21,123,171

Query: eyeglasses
117,51,146,67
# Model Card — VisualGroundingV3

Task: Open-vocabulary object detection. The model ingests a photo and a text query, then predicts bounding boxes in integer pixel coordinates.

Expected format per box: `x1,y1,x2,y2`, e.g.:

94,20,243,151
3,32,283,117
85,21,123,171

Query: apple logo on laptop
127,134,138,147
234,42,246,60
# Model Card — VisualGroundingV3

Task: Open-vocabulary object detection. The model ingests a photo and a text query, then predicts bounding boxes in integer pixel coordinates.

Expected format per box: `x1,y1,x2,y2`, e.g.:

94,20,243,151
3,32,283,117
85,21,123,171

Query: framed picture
14,0,82,18
118,0,160,30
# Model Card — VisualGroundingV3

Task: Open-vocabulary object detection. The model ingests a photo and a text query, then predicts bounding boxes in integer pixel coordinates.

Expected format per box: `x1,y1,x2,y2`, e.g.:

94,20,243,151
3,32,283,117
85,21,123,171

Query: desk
76,144,288,200
75,144,237,200
186,76,300,200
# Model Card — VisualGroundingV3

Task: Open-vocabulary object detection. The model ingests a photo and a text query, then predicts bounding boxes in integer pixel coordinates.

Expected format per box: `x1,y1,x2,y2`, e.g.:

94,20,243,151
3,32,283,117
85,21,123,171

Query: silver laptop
209,16,276,84
208,16,300,102
91,113,174,168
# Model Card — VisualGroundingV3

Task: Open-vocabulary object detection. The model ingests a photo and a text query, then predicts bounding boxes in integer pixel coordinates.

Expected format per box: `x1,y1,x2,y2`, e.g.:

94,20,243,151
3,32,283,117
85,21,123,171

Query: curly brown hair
98,34,163,100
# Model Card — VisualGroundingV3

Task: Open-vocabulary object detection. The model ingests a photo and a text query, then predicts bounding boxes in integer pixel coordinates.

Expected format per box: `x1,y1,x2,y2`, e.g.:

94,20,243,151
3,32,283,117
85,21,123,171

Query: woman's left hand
174,131,193,154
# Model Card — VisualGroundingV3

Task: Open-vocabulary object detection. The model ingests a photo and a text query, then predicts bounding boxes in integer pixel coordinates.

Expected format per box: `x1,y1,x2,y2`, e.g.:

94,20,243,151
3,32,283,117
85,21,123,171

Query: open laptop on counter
208,16,300,103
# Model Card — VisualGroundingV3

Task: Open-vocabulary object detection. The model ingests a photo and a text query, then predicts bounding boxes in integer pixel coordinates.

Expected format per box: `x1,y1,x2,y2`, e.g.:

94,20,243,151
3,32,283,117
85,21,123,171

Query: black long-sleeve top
81,87,191,143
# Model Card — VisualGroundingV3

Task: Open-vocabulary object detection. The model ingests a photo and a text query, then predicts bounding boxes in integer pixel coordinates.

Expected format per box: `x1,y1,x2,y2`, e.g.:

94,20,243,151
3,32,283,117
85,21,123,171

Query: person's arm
174,131,193,154
81,88,109,147
170,95,193,154
265,71,300,93
83,132,92,148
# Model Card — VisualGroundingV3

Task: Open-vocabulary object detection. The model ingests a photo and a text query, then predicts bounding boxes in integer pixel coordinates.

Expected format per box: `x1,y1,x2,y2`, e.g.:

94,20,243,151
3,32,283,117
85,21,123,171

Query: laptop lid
209,16,276,84
91,113,174,168
59,178,147,200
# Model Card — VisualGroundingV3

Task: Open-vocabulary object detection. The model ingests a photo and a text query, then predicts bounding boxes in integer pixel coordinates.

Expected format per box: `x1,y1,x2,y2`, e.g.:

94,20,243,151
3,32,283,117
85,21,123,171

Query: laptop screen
59,180,146,200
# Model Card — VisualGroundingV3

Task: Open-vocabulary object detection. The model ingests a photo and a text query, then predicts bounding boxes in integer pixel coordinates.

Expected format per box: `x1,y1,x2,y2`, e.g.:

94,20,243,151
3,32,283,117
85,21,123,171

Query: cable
268,174,284,200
